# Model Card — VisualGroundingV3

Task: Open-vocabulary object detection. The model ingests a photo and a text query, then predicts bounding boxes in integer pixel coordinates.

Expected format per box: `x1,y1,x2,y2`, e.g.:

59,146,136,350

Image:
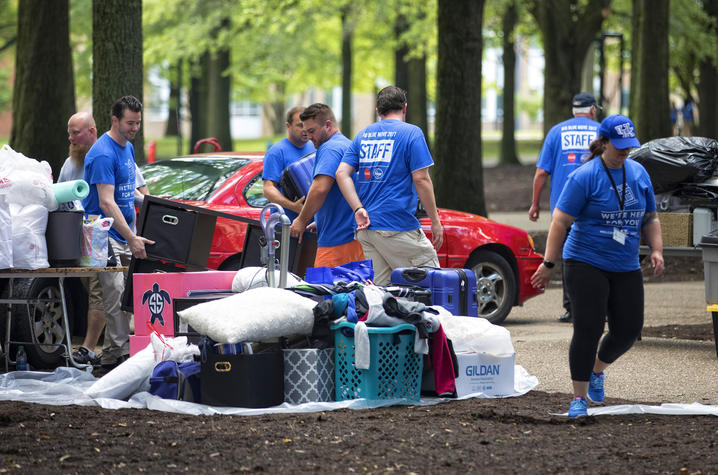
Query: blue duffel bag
149,360,201,403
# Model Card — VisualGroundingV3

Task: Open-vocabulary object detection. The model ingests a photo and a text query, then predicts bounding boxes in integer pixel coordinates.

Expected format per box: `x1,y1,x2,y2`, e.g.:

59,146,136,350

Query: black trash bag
628,136,718,193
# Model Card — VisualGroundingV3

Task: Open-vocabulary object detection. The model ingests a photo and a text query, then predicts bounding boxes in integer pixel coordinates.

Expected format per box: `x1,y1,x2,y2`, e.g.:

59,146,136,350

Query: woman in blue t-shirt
530,114,665,418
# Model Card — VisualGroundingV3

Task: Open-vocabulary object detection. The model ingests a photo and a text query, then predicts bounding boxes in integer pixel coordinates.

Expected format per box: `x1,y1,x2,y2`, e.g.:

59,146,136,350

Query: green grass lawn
150,135,284,159
0,134,542,165
149,135,542,164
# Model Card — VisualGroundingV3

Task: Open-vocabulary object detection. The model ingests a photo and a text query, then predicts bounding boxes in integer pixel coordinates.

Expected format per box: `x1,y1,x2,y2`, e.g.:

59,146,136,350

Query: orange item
314,240,365,268
146,140,156,163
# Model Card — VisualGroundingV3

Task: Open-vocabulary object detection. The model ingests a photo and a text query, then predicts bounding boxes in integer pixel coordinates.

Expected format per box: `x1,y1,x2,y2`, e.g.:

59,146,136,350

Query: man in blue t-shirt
262,106,315,222
82,96,154,369
336,86,443,285
288,103,364,268
61,112,148,368
529,92,600,323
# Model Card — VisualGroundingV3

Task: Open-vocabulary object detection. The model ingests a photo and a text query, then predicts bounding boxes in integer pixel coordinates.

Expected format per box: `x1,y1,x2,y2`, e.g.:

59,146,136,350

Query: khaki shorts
88,276,103,310
99,237,132,363
356,228,439,286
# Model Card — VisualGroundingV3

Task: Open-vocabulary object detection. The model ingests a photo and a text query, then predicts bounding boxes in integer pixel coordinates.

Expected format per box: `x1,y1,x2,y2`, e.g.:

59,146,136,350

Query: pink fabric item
431,324,456,396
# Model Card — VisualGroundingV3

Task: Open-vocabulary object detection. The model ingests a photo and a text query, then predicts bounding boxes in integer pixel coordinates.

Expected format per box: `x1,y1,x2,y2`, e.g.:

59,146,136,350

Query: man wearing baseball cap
529,92,600,323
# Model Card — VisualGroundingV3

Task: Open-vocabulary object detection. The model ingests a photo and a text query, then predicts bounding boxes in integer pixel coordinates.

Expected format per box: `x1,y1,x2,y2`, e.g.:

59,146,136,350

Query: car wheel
467,250,516,324
11,278,70,369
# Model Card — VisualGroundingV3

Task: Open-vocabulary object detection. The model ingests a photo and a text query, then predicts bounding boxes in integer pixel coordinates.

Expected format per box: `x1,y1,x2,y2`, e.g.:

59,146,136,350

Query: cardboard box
657,212,693,247
283,348,335,404
132,271,236,337
454,352,515,397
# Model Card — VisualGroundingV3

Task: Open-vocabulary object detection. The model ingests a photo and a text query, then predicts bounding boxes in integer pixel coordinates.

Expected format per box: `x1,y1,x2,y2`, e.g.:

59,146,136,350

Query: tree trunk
697,0,718,138
263,101,285,136
165,61,181,137
92,0,144,163
629,0,640,123
407,55,429,148
629,0,671,142
394,10,429,145
394,14,409,91
189,55,209,154
341,8,353,136
434,0,485,216
10,0,75,177
500,1,519,166
206,45,232,152
529,0,608,135
263,82,286,135
698,60,718,138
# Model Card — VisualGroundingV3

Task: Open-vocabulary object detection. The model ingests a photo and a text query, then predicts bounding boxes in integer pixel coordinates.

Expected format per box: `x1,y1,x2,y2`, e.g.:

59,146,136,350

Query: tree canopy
2,0,718,208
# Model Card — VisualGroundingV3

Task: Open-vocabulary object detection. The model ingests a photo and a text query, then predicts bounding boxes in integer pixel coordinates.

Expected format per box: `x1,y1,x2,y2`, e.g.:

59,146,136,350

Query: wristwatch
542,260,555,269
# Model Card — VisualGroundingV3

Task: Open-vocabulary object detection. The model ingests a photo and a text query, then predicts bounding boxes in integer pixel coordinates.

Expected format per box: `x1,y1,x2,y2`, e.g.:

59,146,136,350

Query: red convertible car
140,152,544,324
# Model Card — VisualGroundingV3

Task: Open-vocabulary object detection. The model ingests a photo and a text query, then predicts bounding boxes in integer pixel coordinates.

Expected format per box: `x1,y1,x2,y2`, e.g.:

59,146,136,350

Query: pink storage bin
132,271,236,337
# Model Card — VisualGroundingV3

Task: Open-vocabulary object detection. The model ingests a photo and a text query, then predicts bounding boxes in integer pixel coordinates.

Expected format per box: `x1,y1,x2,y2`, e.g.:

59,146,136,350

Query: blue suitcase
390,267,478,317
280,153,315,201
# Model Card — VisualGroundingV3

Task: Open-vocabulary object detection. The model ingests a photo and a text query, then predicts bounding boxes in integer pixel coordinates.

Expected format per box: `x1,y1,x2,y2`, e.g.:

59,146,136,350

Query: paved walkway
485,211,549,233
504,281,718,405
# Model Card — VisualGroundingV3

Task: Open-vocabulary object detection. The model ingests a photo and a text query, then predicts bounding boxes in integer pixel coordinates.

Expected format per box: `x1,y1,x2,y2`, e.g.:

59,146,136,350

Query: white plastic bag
10,204,48,269
81,216,113,267
231,266,303,292
436,311,515,357
0,195,11,269
0,144,58,210
150,331,199,364
85,334,199,401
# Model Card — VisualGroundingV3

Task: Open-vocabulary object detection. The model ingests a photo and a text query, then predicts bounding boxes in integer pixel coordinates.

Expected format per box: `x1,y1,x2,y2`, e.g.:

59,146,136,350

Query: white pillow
177,287,316,344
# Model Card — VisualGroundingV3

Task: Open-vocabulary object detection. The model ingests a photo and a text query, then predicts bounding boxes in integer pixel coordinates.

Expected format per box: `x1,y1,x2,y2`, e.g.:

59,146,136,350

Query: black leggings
564,260,644,382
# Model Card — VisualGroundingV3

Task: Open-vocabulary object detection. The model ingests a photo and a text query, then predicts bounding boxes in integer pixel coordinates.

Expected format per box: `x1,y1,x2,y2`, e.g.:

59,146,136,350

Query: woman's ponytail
588,136,609,160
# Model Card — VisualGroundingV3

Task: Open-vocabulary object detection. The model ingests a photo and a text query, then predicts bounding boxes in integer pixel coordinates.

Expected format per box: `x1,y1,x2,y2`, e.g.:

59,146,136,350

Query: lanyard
600,157,626,230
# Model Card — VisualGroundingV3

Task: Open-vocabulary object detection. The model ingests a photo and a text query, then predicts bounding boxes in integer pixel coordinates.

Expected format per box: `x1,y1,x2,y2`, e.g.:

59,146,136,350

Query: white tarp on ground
0,365,538,416
2,369,718,416
561,403,718,417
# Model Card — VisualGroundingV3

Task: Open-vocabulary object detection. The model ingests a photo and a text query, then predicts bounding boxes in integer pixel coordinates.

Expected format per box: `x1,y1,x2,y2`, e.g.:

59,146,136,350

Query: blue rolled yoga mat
52,179,89,203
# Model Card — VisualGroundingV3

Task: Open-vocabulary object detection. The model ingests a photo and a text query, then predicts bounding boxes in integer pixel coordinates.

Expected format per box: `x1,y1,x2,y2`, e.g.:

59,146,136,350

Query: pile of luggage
91,263,517,409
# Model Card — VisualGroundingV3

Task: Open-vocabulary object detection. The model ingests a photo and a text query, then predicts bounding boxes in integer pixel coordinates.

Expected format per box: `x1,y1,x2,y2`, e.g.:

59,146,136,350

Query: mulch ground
1,164,715,474
1,393,716,474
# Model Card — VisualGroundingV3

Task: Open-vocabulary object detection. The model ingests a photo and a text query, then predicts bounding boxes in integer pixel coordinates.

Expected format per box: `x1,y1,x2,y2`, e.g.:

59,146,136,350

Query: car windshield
140,157,250,201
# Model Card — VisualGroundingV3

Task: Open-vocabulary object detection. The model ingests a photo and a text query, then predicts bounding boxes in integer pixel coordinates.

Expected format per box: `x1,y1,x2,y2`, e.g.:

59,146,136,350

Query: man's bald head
68,112,97,146
68,112,98,166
